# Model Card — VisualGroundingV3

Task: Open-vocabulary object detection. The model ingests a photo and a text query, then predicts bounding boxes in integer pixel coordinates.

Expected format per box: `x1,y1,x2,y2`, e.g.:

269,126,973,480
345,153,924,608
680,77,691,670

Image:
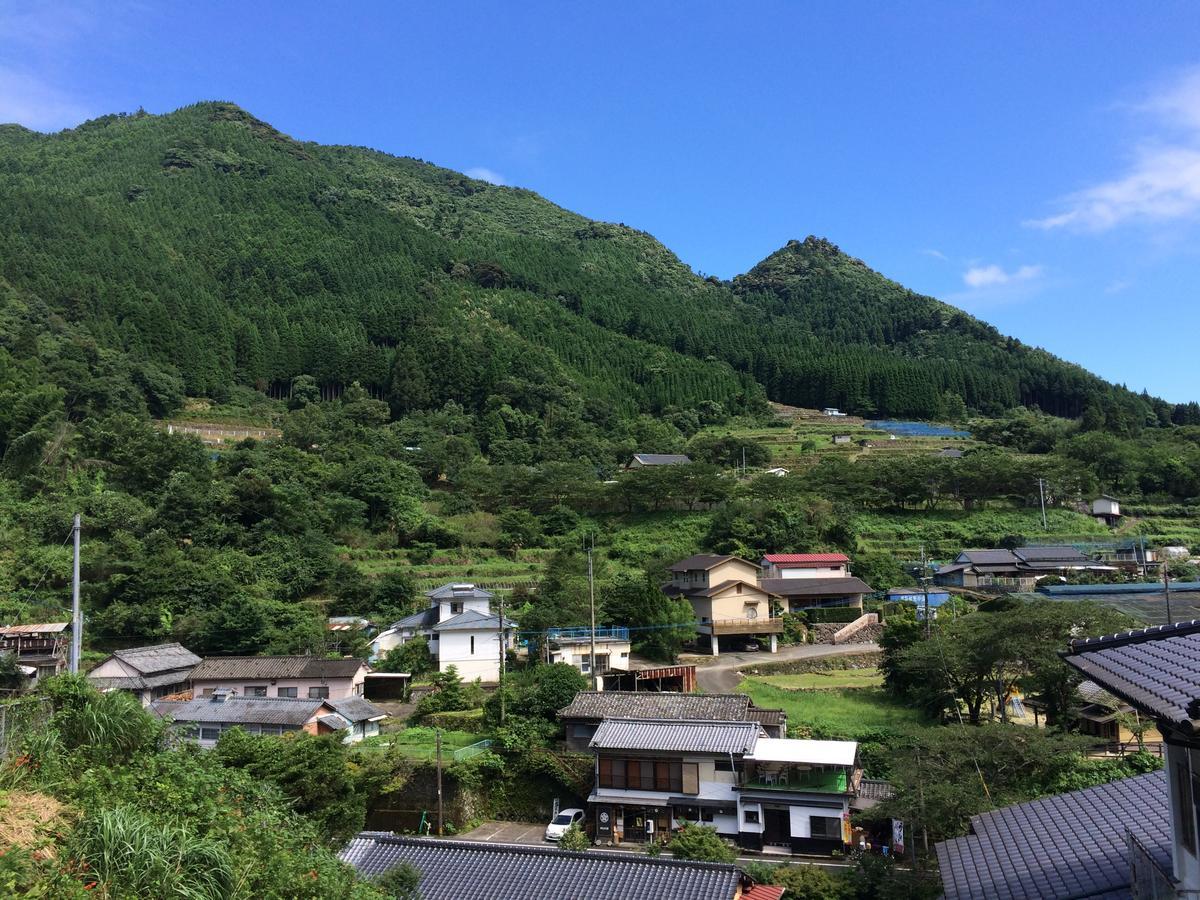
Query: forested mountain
0,101,1174,429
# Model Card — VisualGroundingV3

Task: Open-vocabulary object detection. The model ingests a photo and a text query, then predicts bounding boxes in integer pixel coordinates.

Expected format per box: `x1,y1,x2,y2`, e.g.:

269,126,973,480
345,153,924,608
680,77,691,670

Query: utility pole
920,544,931,638
70,514,81,674
587,537,598,691
498,590,506,724
1164,563,1173,626
436,728,444,836
1037,478,1048,531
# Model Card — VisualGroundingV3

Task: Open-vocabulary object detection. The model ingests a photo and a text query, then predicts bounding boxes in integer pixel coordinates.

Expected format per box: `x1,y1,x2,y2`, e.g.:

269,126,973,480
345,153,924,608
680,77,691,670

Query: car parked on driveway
544,808,585,842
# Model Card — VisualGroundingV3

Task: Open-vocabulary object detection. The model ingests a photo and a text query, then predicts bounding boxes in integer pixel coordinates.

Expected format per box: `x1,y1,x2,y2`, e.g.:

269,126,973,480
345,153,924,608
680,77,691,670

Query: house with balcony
369,583,515,682
759,554,872,616
663,555,782,655
937,619,1200,898
585,717,859,854
547,627,631,681
88,642,201,706
0,623,68,684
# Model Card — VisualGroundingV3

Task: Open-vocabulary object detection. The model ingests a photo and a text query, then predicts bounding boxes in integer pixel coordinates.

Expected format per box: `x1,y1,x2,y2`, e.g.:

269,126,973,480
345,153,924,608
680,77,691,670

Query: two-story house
187,655,369,700
548,627,632,682
758,554,872,616
369,583,515,682
88,642,201,706
662,555,782,655
0,623,69,684
586,717,859,854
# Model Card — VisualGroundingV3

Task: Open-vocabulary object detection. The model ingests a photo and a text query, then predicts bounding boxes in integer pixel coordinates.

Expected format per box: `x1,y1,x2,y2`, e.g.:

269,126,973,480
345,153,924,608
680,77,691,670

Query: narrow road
693,642,880,693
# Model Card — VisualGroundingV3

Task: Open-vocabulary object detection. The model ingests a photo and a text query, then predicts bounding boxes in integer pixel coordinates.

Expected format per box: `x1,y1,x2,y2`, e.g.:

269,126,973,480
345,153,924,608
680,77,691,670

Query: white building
370,583,515,683
548,627,632,682
760,553,849,580
1092,494,1122,526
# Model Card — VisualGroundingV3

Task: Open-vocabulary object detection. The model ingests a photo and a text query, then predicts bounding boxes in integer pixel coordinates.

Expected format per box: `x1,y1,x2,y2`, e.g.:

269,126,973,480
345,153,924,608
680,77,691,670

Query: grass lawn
358,726,484,759
754,669,884,690
738,680,927,740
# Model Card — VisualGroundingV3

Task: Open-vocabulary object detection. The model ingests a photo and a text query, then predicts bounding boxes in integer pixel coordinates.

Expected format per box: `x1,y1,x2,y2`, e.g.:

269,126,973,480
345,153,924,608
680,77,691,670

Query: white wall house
548,627,631,681
760,554,849,580
370,583,515,683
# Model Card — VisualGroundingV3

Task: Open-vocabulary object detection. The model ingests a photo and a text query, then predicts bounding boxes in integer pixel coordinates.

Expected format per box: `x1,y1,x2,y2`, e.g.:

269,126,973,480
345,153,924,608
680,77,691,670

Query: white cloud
920,248,948,261
0,65,92,131
962,263,1043,289
1028,67,1200,231
465,167,507,186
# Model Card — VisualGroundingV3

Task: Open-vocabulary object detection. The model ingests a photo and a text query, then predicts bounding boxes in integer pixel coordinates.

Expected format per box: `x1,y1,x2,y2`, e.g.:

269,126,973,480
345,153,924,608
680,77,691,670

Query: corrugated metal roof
151,696,336,727
762,554,849,565
559,691,753,722
745,738,856,766
935,771,1169,899
339,834,743,900
0,623,68,635
632,454,692,466
590,719,761,755
189,656,367,681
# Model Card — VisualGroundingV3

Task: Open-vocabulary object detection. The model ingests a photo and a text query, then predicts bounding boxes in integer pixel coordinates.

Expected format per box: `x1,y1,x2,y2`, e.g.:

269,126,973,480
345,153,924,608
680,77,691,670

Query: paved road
693,641,880,693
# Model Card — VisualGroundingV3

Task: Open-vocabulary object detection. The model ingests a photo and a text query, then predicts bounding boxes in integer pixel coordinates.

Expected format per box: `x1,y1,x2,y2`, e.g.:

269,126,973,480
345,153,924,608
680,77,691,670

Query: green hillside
0,101,1175,430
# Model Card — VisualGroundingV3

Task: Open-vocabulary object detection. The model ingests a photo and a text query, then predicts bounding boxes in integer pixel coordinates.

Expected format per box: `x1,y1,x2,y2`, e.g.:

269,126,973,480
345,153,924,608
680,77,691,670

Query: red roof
743,885,786,900
762,553,849,565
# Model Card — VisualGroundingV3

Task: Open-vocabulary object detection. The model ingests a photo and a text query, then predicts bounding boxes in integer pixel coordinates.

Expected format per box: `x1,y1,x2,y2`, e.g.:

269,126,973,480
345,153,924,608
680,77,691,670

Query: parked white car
544,808,585,842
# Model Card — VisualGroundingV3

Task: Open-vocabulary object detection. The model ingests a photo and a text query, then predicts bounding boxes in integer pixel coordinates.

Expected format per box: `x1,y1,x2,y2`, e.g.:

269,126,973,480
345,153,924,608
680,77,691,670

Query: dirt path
693,642,880,694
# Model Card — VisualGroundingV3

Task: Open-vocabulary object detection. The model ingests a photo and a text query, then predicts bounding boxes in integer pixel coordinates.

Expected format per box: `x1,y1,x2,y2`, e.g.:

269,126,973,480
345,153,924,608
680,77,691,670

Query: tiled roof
1015,546,1091,563
559,691,752,722
935,771,1170,900
668,554,737,572
110,642,201,674
328,695,388,723
959,549,1020,565
743,886,785,900
747,707,785,727
590,719,761,755
151,696,335,727
1062,619,1200,728
431,610,515,632
632,453,693,466
426,583,495,601
759,576,873,597
189,656,367,681
339,834,743,900
762,554,849,565
663,579,766,600
90,670,193,692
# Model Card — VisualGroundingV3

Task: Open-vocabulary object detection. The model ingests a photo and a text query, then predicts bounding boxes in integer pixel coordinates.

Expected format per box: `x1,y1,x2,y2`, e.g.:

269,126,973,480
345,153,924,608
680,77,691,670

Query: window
450,602,463,615
715,758,736,772
682,762,700,794
701,808,717,823
246,686,267,697
201,688,215,697
308,686,329,699
571,724,593,739
199,727,221,741
470,636,475,655
277,687,297,698
811,816,841,839
735,583,742,594
744,808,760,825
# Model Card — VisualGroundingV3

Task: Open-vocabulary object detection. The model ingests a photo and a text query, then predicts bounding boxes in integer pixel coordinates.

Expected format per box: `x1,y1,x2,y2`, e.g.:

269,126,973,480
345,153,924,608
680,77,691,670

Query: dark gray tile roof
936,771,1170,900
391,607,439,630
1015,546,1091,563
150,696,335,727
632,453,693,466
328,695,387,723
90,670,193,691
425,583,495,601
1062,619,1200,728
559,691,753,722
747,707,786,727
668,554,737,572
590,718,761,755
760,576,873,597
959,549,1020,565
431,610,515,632
339,834,743,900
189,655,367,681
109,643,201,674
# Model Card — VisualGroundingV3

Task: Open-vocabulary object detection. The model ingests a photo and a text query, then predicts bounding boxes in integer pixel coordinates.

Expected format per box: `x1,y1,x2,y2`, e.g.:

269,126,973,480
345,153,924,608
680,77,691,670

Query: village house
933,546,1115,590
1092,494,1122,527
662,555,782,655
626,453,692,469
939,619,1200,898
151,690,384,746
758,553,872,616
831,434,852,445
547,626,631,681
1025,679,1162,755
87,643,201,706
187,655,369,700
339,833,764,900
585,717,860,854
559,691,787,752
370,583,515,683
0,623,69,684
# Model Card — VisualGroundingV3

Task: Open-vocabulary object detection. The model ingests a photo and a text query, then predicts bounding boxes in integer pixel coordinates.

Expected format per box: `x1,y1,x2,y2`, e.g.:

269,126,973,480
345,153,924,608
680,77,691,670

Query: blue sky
4,2,1200,402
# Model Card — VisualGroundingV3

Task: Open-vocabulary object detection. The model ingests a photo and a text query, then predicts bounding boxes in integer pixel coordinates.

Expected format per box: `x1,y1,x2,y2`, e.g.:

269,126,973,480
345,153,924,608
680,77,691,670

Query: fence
452,739,493,762
0,695,52,761
545,626,630,642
